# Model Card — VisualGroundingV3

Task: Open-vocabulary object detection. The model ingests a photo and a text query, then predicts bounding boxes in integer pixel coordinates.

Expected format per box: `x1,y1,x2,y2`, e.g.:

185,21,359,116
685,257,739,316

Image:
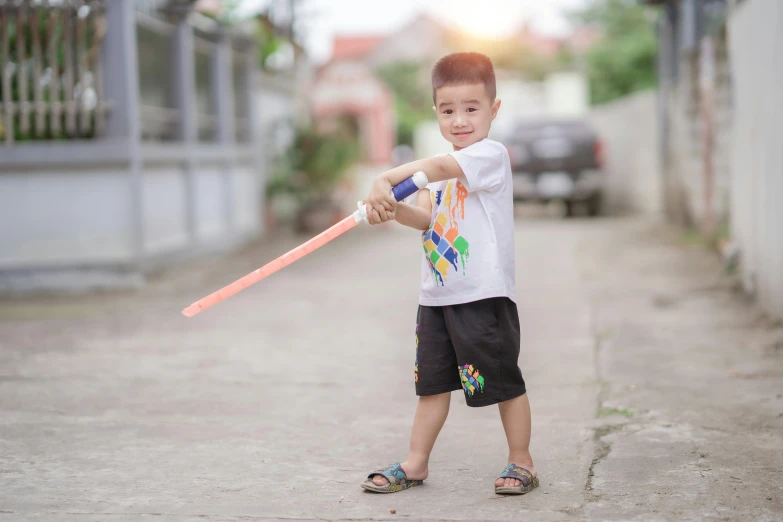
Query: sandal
495,463,539,495
361,463,424,493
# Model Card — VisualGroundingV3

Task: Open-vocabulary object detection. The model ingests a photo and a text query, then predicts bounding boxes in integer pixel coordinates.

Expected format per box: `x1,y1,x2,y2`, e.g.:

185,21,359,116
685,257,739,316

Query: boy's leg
496,393,537,488
371,305,460,487
371,392,451,486
441,297,535,488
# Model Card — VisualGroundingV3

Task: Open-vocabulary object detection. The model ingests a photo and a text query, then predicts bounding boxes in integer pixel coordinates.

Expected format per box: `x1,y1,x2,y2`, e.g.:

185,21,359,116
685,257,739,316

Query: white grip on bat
354,201,369,224
354,171,429,224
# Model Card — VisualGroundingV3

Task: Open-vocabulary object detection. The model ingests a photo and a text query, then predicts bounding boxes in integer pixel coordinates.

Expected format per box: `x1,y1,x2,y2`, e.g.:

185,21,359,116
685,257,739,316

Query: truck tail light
594,140,605,169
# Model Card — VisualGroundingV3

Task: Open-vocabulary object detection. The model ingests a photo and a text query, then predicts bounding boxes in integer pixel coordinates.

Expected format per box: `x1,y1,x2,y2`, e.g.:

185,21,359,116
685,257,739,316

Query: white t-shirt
419,138,516,306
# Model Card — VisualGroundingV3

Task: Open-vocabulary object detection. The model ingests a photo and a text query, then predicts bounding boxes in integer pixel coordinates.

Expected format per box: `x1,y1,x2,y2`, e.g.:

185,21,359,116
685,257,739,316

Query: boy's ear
432,105,437,113
491,99,502,120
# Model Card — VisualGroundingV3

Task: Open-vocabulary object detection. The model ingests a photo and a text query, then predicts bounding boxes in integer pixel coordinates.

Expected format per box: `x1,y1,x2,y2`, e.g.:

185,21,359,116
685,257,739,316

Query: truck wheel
587,194,602,217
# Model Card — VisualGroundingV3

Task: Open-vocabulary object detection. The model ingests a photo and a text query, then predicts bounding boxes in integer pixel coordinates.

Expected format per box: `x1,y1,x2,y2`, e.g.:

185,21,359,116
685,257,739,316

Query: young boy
360,52,538,495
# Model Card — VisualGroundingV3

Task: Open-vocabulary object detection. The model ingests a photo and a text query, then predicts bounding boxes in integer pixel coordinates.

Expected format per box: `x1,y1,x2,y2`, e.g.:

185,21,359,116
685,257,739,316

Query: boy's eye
443,109,453,115
467,108,477,112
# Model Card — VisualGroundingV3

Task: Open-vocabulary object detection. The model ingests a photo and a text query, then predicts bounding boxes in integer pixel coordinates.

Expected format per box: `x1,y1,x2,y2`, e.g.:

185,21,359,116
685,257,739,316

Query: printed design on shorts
414,324,419,383
459,364,485,397
422,180,470,286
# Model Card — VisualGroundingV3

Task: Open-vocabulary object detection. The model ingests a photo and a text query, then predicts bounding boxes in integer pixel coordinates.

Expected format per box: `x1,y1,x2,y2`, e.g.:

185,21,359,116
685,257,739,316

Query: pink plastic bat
182,172,429,317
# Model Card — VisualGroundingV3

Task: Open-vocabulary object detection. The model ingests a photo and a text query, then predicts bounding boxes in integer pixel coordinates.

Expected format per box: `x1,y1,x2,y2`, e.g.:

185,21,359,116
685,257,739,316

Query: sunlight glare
440,0,525,39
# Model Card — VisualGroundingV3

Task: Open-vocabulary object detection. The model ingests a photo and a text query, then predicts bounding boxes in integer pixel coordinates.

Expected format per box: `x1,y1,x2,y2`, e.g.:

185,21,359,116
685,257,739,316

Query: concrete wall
588,90,662,216
141,166,191,255
727,0,783,318
413,120,452,159
0,146,262,293
139,159,261,257
659,29,734,232
489,77,548,140
0,166,135,268
544,72,589,118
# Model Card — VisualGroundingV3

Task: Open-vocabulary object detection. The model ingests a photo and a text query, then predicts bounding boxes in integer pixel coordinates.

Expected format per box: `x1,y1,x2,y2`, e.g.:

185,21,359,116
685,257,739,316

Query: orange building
310,36,396,165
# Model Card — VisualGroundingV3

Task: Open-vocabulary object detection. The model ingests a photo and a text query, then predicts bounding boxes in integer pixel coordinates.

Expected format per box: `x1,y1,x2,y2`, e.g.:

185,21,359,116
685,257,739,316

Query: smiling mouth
453,131,473,138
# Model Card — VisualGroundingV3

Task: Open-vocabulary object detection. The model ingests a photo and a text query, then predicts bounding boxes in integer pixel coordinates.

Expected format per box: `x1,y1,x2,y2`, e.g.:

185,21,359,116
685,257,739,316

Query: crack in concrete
583,322,622,504
584,423,622,501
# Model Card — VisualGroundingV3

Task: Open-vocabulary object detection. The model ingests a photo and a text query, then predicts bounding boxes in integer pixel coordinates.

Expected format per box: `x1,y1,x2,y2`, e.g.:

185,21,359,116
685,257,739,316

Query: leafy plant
375,61,435,146
572,0,657,105
199,0,302,71
0,7,101,141
267,126,361,203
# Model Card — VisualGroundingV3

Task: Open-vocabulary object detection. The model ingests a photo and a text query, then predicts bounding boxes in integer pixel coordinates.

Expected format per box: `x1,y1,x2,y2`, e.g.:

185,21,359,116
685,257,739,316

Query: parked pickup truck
505,119,604,217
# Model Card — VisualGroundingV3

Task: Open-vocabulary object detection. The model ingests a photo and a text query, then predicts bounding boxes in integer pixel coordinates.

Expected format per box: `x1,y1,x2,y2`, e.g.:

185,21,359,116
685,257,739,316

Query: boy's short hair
431,52,496,103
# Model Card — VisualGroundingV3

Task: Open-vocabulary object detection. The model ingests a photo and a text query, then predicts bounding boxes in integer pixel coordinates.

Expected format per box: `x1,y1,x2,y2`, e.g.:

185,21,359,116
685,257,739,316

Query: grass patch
681,228,708,247
681,221,732,253
597,407,634,418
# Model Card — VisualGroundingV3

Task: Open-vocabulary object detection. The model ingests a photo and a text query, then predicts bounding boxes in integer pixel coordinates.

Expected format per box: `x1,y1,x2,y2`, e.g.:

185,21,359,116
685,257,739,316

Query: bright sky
238,0,591,63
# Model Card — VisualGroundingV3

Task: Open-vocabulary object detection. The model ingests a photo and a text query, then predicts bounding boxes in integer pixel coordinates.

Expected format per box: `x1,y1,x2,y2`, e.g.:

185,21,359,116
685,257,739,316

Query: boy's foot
495,462,537,489
370,461,428,487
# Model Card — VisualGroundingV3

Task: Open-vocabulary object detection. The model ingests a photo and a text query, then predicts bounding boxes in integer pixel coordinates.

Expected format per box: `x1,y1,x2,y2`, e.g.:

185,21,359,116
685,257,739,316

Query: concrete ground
1,214,782,521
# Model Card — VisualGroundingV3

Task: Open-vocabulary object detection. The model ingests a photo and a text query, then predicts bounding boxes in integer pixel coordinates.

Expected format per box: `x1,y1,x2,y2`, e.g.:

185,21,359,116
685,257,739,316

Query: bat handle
392,171,429,201
354,171,429,224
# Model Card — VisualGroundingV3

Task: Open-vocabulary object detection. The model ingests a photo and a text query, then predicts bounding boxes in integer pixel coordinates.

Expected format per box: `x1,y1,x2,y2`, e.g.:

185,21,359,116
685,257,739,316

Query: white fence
727,0,783,318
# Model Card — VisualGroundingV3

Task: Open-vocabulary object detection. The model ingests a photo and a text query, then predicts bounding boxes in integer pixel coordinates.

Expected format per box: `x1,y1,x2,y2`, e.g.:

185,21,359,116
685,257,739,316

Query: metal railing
193,30,218,141
135,9,177,141
1,0,257,146
0,0,110,145
134,3,254,143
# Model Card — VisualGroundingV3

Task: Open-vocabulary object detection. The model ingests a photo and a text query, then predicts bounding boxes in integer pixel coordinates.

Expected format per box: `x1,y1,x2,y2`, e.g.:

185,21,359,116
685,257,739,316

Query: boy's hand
363,203,395,225
366,176,398,220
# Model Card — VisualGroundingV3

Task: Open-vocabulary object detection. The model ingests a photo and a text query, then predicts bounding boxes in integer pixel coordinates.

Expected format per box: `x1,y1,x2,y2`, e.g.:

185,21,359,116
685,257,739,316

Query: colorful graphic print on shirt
422,180,470,286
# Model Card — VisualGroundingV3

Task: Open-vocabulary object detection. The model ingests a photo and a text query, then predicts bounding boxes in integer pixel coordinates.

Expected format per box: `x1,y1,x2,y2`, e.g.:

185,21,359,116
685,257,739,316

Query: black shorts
414,297,527,407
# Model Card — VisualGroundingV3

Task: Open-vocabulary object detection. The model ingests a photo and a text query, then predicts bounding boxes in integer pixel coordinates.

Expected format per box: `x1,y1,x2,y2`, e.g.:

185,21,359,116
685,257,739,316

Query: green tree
375,61,435,146
267,126,360,203
574,0,657,105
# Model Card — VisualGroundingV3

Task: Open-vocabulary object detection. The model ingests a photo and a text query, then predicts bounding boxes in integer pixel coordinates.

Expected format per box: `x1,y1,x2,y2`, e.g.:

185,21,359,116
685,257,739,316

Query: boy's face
433,83,501,150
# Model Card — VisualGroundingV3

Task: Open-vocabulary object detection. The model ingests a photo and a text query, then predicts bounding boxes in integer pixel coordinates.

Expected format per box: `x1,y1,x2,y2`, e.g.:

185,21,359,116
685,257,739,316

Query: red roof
517,27,563,57
331,35,385,61
569,26,603,52
516,24,603,57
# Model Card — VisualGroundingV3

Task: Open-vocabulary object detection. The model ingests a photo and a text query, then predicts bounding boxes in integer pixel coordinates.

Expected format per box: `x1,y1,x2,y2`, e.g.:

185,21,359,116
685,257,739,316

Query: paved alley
1,216,782,521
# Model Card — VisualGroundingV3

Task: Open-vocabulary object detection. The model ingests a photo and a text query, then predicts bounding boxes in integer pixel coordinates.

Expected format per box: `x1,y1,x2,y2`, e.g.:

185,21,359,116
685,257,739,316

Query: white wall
141,162,260,254
256,73,299,154
0,169,134,268
232,164,263,234
588,90,662,216
545,72,589,118
141,166,190,255
193,166,227,241
413,120,452,159
728,0,783,318
490,77,548,140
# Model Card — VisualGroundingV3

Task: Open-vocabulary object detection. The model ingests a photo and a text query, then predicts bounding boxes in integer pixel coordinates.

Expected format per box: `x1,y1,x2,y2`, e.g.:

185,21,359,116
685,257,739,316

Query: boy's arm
383,156,464,187
393,189,432,231
366,156,464,218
